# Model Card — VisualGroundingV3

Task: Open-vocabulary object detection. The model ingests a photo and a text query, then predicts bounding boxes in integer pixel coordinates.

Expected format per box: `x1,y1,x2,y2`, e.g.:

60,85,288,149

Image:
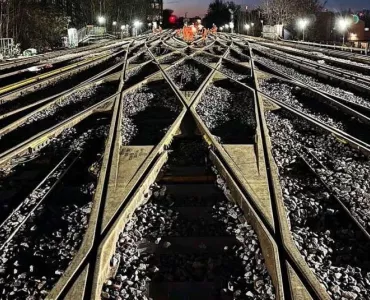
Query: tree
260,0,324,26
203,0,241,29
0,0,162,51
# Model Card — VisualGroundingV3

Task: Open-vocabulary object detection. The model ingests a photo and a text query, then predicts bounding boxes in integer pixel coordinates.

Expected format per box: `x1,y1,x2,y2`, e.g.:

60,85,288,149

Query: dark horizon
164,0,370,18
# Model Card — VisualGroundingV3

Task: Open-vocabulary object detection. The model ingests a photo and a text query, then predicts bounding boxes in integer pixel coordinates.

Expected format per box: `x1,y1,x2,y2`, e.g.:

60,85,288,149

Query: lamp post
337,17,350,46
229,22,234,34
225,24,229,32
298,18,309,41
112,21,117,35
251,22,255,36
245,24,250,35
133,20,142,36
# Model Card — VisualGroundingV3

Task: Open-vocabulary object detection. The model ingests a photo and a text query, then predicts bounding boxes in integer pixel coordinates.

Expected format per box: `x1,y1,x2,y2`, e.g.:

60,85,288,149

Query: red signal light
169,15,177,24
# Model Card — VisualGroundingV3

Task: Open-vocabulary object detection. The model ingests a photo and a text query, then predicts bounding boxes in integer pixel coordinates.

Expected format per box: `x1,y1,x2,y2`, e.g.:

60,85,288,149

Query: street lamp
112,21,117,35
245,23,250,35
98,16,106,25
297,18,309,41
220,26,224,31
337,17,351,45
133,20,142,36
229,22,234,33
134,20,142,28
251,22,255,36
225,24,229,31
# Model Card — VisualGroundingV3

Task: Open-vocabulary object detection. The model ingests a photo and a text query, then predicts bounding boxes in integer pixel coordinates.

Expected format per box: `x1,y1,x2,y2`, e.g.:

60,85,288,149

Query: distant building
313,11,335,41
348,20,370,41
148,0,163,25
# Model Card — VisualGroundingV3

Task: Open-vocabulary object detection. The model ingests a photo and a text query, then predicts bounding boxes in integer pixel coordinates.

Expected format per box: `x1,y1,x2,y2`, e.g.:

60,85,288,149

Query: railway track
255,72,370,151
251,47,370,117
0,73,120,154
0,46,127,105
255,41,370,76
253,43,370,85
0,115,111,299
272,39,370,64
0,41,121,73
1,32,370,300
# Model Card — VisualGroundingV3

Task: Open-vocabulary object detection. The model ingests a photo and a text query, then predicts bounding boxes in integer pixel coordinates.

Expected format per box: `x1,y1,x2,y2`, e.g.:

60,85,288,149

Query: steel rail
0,51,116,95
0,42,127,81
0,47,127,104
0,40,129,72
255,45,370,85
252,51,370,117
294,146,370,241
0,59,126,121
0,92,118,167
0,149,82,251
257,41,370,75
85,36,285,300
253,45,370,87
0,71,121,140
46,35,186,298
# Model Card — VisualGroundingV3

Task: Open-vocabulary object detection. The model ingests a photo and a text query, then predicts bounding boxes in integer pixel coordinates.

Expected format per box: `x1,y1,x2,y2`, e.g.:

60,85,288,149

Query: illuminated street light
133,20,142,28
112,21,117,35
245,23,251,35
121,25,126,30
229,22,234,33
220,26,224,31
133,20,142,36
98,16,106,25
251,23,255,36
337,17,351,45
225,24,229,30
297,18,309,41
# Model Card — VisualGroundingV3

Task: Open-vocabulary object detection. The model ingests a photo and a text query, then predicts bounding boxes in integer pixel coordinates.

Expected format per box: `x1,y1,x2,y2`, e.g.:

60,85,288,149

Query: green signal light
353,14,359,24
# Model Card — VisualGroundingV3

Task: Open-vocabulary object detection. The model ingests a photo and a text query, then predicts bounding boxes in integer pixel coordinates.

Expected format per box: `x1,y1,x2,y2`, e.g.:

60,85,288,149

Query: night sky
163,0,370,18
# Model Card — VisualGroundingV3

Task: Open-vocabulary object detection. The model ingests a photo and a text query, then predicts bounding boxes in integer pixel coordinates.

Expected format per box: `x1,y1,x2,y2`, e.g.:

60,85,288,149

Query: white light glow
337,18,351,32
298,18,309,30
98,16,106,25
133,20,142,28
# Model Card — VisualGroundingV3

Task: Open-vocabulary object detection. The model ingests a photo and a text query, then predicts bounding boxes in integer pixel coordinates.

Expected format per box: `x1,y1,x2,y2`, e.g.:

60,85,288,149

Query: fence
0,38,21,59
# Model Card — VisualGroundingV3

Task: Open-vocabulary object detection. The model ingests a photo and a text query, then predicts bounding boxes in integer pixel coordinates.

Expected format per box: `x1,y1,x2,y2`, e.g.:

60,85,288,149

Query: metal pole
231,13,234,34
